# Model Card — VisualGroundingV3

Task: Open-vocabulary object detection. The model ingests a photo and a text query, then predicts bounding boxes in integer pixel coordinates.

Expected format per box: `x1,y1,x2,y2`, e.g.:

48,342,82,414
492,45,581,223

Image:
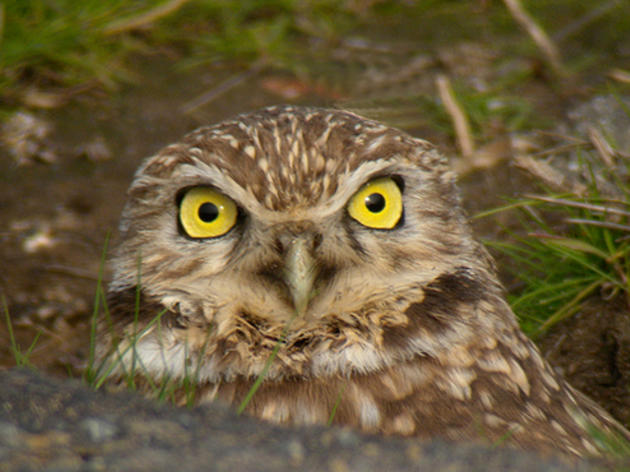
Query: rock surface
0,368,590,471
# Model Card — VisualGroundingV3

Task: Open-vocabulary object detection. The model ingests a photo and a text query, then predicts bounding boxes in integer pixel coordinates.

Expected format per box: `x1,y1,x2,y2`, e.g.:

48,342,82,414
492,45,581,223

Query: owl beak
282,235,317,317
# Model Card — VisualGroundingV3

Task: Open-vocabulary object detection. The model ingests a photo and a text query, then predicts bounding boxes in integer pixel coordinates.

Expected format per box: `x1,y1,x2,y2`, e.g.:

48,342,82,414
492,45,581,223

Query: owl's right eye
347,177,403,229
179,187,237,238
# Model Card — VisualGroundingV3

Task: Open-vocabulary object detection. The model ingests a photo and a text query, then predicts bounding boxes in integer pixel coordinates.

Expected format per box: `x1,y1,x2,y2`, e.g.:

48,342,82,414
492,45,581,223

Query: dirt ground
0,56,281,375
1,11,630,433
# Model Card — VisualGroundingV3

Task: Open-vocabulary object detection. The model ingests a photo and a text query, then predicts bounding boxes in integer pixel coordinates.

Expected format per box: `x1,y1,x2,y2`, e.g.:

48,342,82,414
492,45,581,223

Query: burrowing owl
97,105,629,461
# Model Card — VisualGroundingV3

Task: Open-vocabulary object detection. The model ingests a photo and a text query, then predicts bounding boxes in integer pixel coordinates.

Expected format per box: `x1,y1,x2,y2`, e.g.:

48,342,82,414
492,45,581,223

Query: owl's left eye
347,177,403,229
179,187,238,238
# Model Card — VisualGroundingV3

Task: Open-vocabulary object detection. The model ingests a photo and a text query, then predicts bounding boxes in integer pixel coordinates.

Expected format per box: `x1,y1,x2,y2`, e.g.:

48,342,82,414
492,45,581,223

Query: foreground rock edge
0,368,592,471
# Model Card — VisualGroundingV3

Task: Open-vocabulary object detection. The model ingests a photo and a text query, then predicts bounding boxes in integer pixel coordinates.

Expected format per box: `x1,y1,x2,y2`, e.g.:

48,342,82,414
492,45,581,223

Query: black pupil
198,202,219,222
365,193,386,213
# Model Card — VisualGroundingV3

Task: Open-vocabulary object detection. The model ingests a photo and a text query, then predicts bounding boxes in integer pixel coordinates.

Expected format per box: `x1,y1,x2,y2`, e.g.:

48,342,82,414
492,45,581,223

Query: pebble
80,418,118,443
0,421,23,448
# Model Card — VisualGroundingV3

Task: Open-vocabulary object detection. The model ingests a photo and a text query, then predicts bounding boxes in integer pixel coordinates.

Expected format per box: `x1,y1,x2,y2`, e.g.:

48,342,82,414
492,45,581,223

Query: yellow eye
347,177,403,229
179,187,238,238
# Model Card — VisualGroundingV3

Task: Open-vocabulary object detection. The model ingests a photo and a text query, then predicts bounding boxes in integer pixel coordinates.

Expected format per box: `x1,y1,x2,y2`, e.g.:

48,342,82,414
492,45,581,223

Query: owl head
100,105,503,385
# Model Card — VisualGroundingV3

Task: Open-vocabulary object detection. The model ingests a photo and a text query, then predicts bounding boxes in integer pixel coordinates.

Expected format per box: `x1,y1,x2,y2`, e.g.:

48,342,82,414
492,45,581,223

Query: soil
540,297,630,427
1,7,630,438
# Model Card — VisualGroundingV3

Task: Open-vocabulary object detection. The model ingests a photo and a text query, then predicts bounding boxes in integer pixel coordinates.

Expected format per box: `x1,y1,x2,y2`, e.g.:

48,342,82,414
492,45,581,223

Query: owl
96,105,629,461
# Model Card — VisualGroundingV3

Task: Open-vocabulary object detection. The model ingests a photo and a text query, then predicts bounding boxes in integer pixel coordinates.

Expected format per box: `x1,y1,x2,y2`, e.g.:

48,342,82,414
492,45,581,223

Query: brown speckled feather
96,105,630,462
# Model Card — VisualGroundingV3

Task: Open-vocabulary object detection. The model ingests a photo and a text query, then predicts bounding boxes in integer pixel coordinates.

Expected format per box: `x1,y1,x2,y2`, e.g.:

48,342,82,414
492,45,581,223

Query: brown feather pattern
96,105,629,462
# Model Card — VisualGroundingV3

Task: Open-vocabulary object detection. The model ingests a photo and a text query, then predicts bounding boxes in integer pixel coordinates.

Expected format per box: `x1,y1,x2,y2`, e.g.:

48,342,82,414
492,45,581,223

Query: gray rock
569,95,630,153
0,369,593,471
79,418,118,443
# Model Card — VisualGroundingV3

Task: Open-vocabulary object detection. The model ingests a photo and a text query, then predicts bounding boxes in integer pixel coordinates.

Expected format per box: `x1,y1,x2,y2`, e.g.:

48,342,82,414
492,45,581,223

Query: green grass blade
86,231,110,383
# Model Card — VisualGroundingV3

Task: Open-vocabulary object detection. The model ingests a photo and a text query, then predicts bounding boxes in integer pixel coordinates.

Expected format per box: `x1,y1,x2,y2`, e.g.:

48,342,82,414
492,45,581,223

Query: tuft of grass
90,297,171,389
1,1,140,94
2,295,41,368
0,0,362,110
85,244,212,407
479,138,630,337
486,197,630,336
586,422,630,466
84,232,110,384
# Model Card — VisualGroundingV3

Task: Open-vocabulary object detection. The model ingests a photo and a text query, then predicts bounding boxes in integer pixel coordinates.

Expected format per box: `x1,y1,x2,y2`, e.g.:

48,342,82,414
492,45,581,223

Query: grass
478,136,630,337
0,0,363,114
85,232,110,384
2,1,138,101
2,295,41,368
327,384,345,427
588,423,630,468
85,254,174,397
3,1,629,117
445,81,540,139
82,242,294,411
87,289,298,412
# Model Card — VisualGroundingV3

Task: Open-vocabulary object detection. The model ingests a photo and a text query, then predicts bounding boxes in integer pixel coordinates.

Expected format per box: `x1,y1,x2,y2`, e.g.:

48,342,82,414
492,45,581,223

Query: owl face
104,106,490,383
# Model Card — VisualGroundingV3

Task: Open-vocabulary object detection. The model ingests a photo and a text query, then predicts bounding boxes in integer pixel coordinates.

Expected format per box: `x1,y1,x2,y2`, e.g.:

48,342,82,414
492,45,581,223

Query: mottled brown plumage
96,105,629,461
